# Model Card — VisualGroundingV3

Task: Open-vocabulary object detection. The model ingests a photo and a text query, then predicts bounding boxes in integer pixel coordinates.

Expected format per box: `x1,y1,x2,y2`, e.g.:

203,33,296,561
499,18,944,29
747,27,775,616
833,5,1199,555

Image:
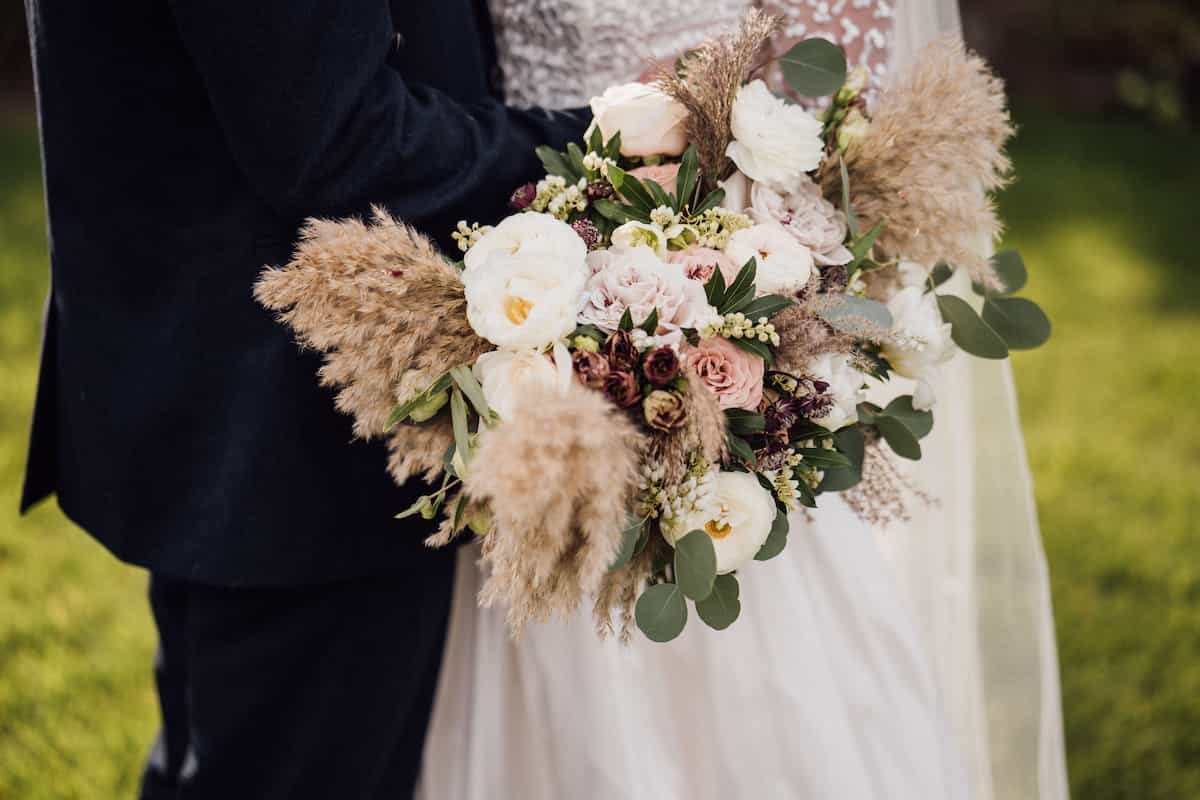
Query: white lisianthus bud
725,80,824,191
837,108,871,153
589,82,689,158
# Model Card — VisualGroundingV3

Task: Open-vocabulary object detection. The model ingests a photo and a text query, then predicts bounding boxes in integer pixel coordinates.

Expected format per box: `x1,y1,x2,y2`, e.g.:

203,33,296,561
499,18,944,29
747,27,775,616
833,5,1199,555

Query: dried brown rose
642,345,680,387
572,350,610,389
603,369,642,408
642,389,687,432
602,330,639,372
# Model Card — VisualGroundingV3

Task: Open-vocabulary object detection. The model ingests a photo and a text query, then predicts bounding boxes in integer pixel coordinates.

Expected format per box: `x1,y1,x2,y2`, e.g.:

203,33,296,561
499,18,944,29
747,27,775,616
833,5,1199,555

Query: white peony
806,352,867,431
665,470,777,574
748,179,853,266
724,224,814,297
880,286,956,410
589,82,689,158
472,343,573,421
725,80,824,191
719,170,752,214
462,214,588,351
579,246,718,334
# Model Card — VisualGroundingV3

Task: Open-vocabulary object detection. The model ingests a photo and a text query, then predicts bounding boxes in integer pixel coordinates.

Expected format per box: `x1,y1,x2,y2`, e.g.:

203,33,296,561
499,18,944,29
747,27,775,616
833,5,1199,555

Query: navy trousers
138,551,456,800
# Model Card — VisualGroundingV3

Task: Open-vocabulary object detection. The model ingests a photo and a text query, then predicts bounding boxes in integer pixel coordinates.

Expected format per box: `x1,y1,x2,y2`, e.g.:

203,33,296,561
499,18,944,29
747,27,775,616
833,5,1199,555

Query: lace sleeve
759,0,896,97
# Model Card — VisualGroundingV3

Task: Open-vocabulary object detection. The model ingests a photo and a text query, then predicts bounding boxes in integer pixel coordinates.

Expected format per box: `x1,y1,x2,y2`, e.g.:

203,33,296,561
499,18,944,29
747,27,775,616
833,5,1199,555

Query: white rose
589,82,689,158
472,343,573,421
748,179,853,266
880,287,956,410
462,214,588,351
806,352,867,431
725,80,824,191
579,246,718,333
665,470,776,574
724,224,814,297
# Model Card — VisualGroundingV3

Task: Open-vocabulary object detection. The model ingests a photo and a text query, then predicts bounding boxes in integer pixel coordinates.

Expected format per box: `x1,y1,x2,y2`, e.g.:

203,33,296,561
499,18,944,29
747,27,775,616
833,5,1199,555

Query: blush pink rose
666,245,741,284
626,163,680,195
687,336,764,411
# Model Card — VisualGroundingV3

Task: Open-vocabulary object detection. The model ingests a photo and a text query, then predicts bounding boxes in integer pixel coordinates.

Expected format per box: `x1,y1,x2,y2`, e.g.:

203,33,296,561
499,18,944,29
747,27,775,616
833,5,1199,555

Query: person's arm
169,0,587,222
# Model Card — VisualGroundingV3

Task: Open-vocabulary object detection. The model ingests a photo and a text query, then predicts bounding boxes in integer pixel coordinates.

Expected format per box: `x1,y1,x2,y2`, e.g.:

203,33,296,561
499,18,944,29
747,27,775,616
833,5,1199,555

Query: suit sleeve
168,0,588,221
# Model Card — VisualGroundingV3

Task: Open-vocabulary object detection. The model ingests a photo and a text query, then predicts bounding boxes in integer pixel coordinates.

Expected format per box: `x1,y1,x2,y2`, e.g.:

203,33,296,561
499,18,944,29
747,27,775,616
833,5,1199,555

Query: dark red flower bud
509,182,537,210
603,370,642,408
602,330,638,372
571,219,600,250
641,345,680,387
572,350,610,389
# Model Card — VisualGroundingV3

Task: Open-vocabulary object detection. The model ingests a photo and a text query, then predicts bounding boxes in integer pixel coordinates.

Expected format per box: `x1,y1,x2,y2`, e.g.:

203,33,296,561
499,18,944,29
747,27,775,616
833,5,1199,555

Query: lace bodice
487,0,896,109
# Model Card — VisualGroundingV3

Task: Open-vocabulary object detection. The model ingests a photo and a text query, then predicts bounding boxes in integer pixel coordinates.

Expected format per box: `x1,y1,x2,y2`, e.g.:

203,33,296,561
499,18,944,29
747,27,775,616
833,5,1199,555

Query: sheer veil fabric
416,2,1069,798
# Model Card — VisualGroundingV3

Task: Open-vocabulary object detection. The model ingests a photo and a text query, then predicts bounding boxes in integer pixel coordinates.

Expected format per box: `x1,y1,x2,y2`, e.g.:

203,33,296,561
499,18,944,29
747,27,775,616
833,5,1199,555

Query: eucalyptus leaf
696,574,741,630
635,583,688,642
929,262,955,288
874,415,922,460
987,249,1028,296
818,295,893,333
754,507,790,562
936,294,1009,359
609,516,645,571
981,296,1051,350
882,395,934,439
779,38,848,97
818,426,864,491
674,530,718,601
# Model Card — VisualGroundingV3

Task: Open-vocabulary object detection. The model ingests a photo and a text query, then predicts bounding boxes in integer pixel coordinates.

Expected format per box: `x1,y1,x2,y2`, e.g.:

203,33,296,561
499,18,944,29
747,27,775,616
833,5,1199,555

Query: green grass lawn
1,108,1198,798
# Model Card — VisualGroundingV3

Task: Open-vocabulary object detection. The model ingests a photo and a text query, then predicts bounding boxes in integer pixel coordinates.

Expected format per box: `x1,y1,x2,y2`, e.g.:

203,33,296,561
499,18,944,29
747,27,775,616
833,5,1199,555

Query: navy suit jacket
22,0,589,585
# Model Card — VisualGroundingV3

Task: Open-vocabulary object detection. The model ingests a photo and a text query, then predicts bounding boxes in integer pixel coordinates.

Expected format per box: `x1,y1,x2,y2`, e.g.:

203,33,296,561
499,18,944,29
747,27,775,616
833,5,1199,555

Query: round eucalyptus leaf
779,39,848,97
819,295,893,334
882,395,934,439
754,507,790,562
981,296,1051,350
635,583,688,642
987,249,1028,296
674,530,718,601
874,416,922,460
696,574,742,631
936,294,1009,360
818,466,862,492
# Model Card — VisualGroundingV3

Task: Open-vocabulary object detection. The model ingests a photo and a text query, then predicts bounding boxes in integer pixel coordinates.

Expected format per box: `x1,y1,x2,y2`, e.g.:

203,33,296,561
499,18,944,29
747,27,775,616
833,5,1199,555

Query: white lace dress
417,2,1064,798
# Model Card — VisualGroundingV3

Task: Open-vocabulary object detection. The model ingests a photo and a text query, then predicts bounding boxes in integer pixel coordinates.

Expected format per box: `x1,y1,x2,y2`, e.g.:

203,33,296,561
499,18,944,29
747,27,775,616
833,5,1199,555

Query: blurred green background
2,1,1199,798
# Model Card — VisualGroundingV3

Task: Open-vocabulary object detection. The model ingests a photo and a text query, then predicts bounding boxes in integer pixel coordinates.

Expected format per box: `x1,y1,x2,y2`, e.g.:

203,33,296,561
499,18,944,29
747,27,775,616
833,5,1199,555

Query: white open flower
725,80,824,191
665,470,776,574
881,286,956,410
462,214,588,351
611,220,668,256
724,223,814,296
472,343,573,421
806,352,867,431
589,82,689,158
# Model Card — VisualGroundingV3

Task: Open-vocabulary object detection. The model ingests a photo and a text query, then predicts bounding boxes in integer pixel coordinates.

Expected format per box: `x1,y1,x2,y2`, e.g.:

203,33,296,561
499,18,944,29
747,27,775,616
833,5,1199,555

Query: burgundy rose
572,350,610,389
602,330,638,372
585,180,615,201
509,182,536,210
642,390,687,432
642,345,680,387
603,370,642,408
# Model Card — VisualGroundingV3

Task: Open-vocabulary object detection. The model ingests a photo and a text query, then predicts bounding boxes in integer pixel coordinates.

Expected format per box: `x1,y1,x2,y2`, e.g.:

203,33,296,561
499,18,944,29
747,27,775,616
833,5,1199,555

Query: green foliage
635,583,688,642
754,508,790,562
779,38,848,97
696,574,741,630
818,294,893,333
674,531,717,602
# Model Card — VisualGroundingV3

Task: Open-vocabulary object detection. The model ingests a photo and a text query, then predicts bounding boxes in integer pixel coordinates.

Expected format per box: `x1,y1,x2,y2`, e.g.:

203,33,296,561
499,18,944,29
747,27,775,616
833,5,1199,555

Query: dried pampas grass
645,369,728,486
463,380,646,636
822,37,1015,290
254,207,490,483
656,10,781,189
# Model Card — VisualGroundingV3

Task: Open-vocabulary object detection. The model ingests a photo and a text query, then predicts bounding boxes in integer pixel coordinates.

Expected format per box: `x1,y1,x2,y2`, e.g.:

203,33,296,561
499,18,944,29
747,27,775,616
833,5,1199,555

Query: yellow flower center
704,519,733,539
504,295,534,325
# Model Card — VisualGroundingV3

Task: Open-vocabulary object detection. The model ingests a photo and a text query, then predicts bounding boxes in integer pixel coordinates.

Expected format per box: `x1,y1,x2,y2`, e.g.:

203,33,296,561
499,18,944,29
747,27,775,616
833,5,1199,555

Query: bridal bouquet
256,12,1049,642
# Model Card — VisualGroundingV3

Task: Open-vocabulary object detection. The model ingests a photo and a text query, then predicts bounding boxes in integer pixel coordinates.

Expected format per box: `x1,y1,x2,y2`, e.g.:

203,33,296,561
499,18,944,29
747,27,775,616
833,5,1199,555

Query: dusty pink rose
626,162,681,194
666,245,741,284
687,336,764,411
